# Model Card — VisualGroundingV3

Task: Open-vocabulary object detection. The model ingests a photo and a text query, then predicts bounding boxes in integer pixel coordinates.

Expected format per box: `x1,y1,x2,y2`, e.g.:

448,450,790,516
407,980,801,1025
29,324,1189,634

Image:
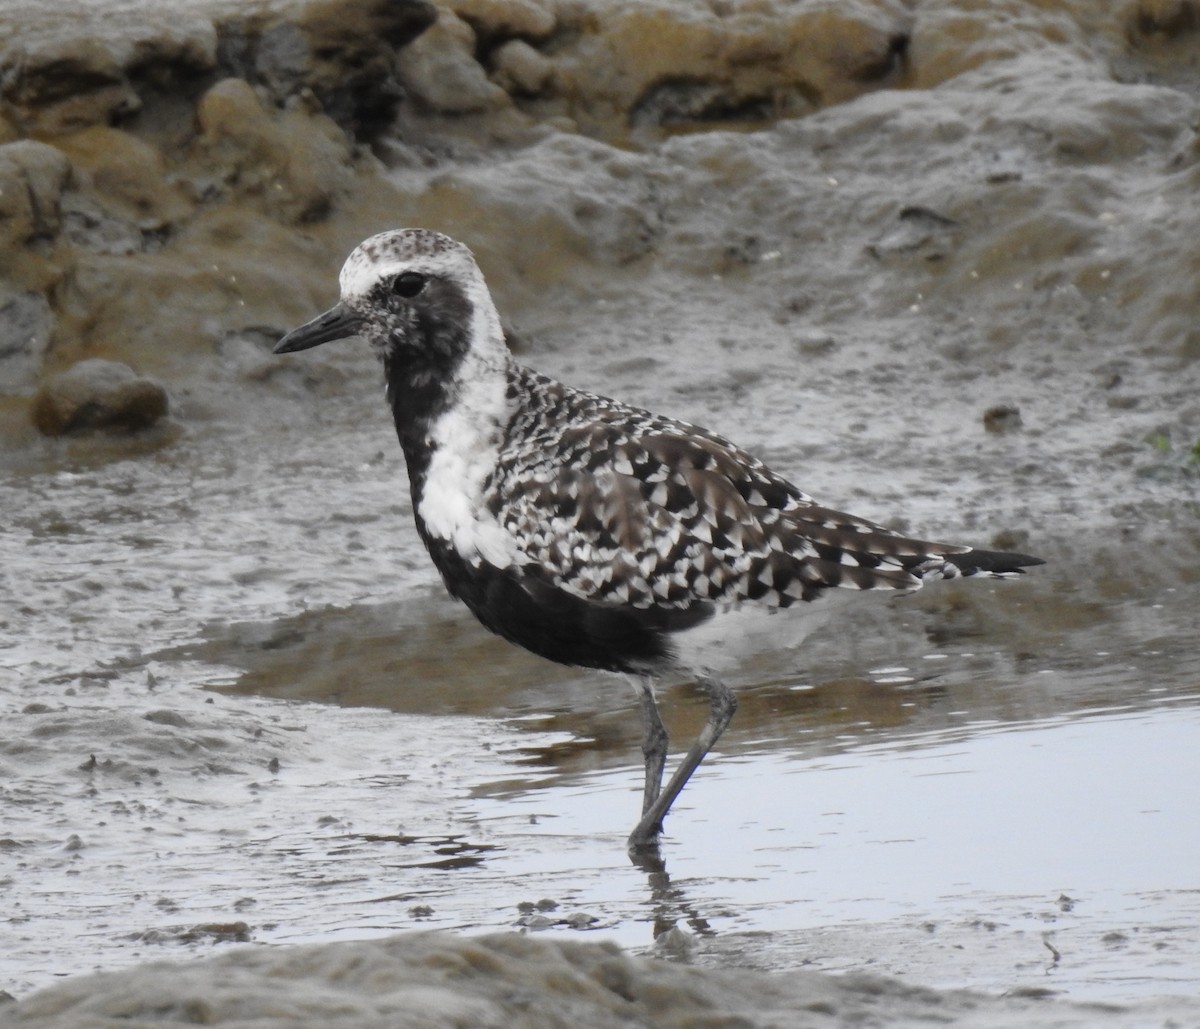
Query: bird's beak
274,302,363,354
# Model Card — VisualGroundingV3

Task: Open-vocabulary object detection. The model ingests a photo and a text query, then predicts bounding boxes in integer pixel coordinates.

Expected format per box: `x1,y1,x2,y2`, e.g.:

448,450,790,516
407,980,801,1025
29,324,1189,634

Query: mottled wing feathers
487,366,997,612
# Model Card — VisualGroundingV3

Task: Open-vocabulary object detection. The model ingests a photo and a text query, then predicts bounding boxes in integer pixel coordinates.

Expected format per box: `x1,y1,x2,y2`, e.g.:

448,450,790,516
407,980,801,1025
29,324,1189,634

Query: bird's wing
488,399,968,610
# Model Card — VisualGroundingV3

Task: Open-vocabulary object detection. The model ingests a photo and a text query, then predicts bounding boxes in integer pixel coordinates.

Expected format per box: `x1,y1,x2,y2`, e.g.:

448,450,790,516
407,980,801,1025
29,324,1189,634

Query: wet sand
3,0,1200,1025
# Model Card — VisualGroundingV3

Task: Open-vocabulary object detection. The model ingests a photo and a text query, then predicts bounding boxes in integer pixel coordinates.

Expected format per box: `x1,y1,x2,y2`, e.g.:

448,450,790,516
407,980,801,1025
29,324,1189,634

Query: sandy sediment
8,927,1193,1029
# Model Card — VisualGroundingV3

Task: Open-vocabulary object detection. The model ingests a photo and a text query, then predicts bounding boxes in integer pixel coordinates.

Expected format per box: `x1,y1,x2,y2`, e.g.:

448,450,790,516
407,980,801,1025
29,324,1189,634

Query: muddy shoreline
3,0,1199,1025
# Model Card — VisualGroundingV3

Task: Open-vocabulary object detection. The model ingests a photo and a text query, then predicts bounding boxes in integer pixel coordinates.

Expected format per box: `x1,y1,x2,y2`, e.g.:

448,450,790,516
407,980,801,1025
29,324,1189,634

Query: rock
0,0,429,145
236,20,308,99
0,291,55,391
52,126,189,227
60,193,153,257
791,329,838,357
0,10,218,135
908,3,1096,88
550,2,910,138
246,0,437,141
867,206,961,262
197,77,271,140
447,0,556,41
982,404,1024,434
0,140,73,247
1126,0,1200,40
397,10,509,114
491,40,555,96
195,77,352,224
32,359,169,436
0,37,140,134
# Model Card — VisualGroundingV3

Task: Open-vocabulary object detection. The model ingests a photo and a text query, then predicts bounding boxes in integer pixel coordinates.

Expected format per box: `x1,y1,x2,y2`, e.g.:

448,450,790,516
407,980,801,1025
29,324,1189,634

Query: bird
274,227,1043,855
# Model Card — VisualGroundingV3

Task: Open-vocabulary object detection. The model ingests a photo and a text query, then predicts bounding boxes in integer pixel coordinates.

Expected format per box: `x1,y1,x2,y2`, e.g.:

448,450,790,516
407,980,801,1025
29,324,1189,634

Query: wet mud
3,0,1200,1026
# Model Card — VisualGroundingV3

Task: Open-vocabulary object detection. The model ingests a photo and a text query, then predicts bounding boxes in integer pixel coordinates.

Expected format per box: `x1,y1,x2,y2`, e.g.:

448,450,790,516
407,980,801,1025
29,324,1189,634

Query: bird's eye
392,271,427,298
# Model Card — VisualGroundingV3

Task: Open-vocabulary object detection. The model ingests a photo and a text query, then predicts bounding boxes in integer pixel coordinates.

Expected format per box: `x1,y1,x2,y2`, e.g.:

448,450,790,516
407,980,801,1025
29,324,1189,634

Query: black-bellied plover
275,228,1043,854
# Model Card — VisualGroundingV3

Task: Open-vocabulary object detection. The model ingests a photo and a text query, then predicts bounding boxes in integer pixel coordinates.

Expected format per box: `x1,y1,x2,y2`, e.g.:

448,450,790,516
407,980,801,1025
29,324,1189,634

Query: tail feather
943,548,1045,577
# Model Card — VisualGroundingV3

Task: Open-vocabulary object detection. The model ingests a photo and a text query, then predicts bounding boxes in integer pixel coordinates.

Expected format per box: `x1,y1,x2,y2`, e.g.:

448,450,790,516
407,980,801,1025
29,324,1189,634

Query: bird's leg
627,674,737,854
631,676,669,816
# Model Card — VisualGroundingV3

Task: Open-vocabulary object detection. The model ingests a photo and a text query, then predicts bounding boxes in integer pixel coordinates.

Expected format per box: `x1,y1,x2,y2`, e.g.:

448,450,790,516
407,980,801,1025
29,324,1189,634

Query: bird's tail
940,548,1045,578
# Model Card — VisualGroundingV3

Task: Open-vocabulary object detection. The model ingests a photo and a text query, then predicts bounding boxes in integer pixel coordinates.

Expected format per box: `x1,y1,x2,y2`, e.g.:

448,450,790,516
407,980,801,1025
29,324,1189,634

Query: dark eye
392,271,427,298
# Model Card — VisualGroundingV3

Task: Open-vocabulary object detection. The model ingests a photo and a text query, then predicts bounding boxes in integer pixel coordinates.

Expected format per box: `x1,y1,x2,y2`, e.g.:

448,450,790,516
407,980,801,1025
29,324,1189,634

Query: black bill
274,302,363,354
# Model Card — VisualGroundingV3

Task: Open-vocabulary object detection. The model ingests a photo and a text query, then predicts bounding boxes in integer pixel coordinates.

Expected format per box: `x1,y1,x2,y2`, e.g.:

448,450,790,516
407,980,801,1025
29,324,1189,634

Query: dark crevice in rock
853,32,910,83
630,77,818,130
212,0,437,144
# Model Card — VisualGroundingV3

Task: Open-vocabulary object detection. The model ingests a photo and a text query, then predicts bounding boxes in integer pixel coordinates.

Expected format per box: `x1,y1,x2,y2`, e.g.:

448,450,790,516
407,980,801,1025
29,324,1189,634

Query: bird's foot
626,822,667,871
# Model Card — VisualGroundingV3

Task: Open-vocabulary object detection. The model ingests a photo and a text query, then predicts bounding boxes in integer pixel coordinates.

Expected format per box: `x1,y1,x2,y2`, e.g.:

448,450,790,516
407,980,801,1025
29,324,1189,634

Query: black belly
421,533,711,675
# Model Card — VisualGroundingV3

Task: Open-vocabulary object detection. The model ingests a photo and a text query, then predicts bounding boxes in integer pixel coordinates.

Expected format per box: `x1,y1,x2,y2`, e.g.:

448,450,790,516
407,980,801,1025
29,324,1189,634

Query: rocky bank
2,0,1198,469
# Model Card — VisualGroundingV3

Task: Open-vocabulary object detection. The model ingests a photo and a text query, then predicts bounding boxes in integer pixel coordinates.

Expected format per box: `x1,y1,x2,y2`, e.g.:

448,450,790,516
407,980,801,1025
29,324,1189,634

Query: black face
274,229,492,449
274,270,476,371
356,270,477,375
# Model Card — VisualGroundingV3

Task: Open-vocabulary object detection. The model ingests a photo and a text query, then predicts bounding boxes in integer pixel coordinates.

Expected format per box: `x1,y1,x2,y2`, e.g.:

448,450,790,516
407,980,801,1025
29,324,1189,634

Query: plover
275,228,1043,853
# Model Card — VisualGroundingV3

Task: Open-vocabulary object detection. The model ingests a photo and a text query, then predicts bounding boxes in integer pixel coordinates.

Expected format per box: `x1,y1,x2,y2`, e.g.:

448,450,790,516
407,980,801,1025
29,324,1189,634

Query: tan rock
196,78,352,225
447,0,555,40
0,140,72,248
52,127,191,225
491,40,555,96
547,0,912,139
197,78,275,150
32,359,169,436
1125,0,1200,39
908,0,1095,88
397,10,509,114
0,38,143,134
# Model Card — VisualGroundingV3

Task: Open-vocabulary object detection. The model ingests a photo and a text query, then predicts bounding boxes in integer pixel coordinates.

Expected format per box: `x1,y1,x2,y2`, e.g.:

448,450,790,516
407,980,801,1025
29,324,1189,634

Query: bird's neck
383,290,509,463
385,320,515,568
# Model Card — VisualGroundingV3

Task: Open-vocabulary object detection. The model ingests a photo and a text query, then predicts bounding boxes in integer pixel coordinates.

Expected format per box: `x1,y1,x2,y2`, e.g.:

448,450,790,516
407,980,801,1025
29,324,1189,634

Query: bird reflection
630,844,717,941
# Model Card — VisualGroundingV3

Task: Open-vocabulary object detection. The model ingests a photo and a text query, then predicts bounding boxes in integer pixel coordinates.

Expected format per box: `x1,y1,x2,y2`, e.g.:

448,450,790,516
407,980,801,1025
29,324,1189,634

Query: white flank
668,588,871,679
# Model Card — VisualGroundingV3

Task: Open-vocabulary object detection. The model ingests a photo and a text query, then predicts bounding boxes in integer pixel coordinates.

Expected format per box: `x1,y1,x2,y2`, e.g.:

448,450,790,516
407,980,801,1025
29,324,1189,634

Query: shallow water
476,701,1200,999
195,570,1200,1002
3,392,1198,1006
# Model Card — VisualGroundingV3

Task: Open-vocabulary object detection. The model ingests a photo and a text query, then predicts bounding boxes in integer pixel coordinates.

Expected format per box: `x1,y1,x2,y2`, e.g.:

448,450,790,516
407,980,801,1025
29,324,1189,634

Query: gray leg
631,676,669,816
628,674,737,853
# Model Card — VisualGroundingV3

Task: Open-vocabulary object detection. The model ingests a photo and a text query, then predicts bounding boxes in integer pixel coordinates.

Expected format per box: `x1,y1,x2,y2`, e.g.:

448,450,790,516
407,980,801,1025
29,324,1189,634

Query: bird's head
275,228,501,370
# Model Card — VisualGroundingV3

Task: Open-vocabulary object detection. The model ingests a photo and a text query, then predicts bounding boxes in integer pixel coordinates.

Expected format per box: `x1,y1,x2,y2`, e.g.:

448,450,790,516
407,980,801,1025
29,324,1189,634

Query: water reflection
468,695,1200,998
190,559,1200,787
